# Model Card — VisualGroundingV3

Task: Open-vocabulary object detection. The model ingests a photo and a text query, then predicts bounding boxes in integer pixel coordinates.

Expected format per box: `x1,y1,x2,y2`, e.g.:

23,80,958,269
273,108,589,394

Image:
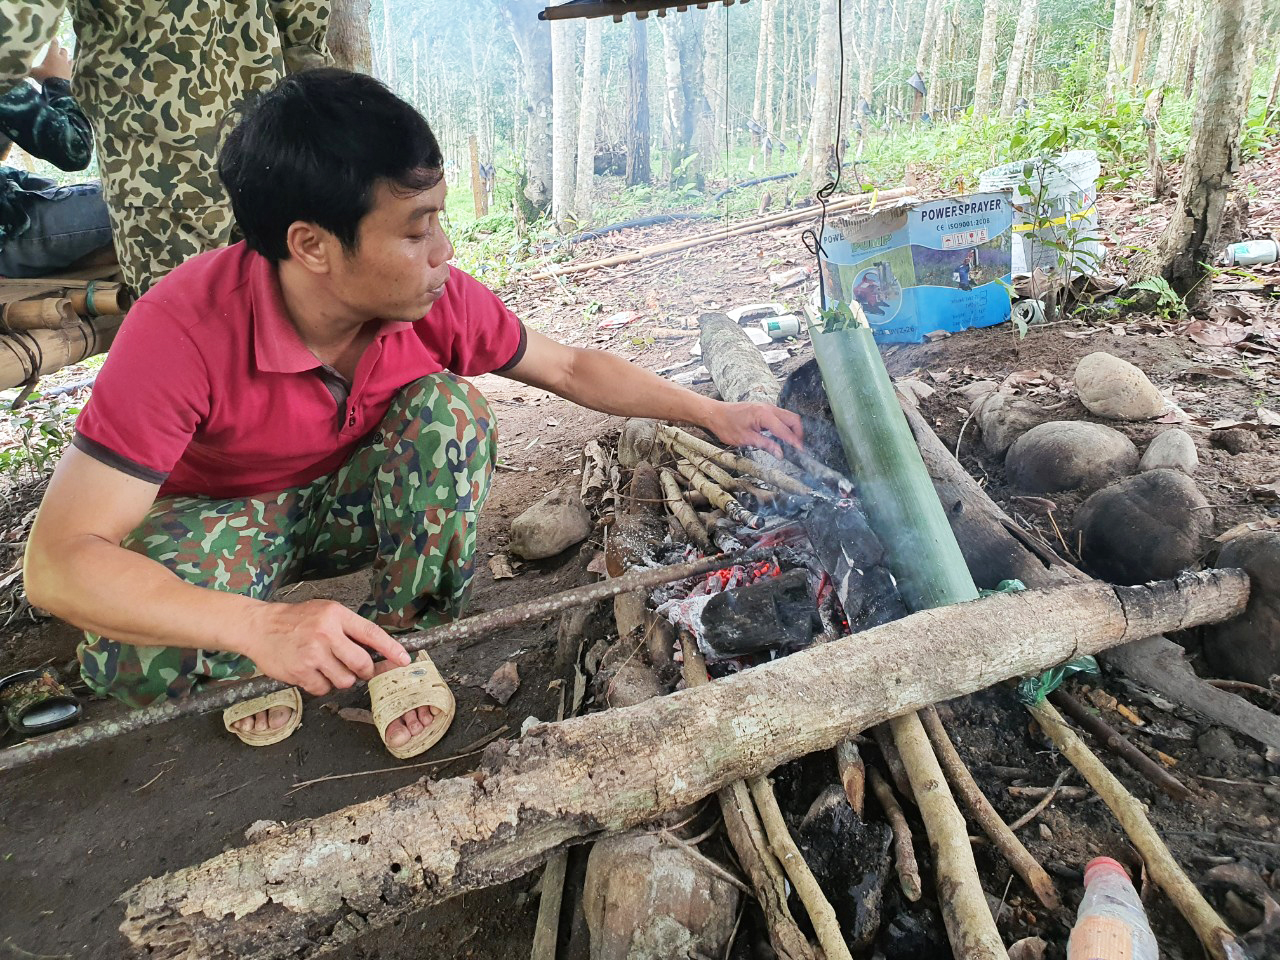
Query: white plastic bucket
979,150,1102,276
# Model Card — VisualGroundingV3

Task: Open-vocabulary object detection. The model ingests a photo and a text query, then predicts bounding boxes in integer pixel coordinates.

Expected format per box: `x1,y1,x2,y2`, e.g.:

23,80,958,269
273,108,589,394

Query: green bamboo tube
806,301,979,609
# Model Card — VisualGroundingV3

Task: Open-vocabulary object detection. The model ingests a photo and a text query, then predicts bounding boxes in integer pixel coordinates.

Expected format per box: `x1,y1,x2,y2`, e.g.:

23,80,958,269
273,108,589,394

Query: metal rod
0,549,766,772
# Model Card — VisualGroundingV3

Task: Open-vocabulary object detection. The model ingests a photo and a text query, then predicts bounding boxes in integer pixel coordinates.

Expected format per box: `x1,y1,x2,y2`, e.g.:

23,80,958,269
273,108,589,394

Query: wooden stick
782,441,853,494
920,707,1061,911
0,548,771,772
669,440,744,492
1007,770,1075,831
835,740,865,816
867,766,922,901
1027,700,1243,960
891,712,1009,960
749,775,853,960
1,297,77,331
525,189,913,281
1008,784,1089,801
675,459,763,529
871,723,914,800
1047,689,1195,802
680,635,819,960
660,467,712,551
119,571,1248,959
660,424,812,494
530,691,570,960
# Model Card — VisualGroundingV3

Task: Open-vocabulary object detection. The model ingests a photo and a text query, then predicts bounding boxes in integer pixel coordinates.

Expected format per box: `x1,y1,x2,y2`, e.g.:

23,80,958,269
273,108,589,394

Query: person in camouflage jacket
0,38,112,277
0,1,330,292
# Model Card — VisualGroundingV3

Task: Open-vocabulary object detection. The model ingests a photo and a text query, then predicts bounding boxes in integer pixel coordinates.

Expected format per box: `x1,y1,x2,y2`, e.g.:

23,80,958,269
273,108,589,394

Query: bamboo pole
1027,700,1243,960
0,313,122,391
920,706,1061,911
526,187,914,280
66,282,131,317
1,297,77,331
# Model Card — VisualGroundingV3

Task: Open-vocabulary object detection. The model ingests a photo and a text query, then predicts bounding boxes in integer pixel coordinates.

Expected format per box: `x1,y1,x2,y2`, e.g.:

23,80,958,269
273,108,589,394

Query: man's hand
701,401,805,459
242,600,412,696
30,39,71,83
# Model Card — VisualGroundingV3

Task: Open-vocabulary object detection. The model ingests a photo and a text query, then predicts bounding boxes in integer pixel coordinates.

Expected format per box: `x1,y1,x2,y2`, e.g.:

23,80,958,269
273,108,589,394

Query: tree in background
806,0,841,183
1148,0,1260,300
999,0,1038,116
574,18,604,221
626,16,652,186
1104,0,1134,100
550,11,580,230
502,0,553,214
329,0,372,73
971,0,1001,118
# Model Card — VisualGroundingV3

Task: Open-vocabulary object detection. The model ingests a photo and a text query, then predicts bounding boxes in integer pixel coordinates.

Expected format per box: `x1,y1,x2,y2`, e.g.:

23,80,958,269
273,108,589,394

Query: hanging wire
722,1,731,231
801,0,848,311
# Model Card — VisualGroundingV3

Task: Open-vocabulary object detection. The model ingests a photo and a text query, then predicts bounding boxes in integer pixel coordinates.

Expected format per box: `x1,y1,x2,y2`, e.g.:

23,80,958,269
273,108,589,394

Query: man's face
327,176,454,324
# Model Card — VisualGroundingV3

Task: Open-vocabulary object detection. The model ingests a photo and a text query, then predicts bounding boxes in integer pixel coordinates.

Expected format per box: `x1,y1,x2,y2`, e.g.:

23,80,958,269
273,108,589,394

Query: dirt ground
2,147,1279,959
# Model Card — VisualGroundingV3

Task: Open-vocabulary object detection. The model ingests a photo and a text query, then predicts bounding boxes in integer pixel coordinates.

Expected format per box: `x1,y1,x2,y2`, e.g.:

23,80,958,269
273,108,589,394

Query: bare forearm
550,347,719,427
24,536,260,654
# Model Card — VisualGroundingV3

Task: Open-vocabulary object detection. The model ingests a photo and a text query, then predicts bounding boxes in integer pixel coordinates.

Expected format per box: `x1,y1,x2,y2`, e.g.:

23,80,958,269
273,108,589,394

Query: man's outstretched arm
24,448,409,696
502,330,804,457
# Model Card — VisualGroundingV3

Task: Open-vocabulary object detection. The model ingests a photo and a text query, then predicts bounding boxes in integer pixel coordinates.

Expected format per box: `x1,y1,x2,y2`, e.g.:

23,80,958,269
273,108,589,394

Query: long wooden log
525,189,914,281
700,312,780,407
119,571,1248,960
899,397,1280,751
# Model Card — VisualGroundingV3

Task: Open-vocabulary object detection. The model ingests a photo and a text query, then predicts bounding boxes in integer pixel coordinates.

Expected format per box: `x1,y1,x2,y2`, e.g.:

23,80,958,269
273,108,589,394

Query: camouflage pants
78,374,495,708
107,203,239,294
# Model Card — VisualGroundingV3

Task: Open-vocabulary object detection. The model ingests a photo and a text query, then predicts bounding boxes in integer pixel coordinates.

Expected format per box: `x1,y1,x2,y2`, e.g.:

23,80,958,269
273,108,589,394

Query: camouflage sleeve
0,77,93,171
268,0,332,73
0,1,65,92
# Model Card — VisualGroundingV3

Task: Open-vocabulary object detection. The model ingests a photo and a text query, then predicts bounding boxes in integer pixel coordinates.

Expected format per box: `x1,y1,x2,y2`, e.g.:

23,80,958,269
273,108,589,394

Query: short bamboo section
0,279,132,390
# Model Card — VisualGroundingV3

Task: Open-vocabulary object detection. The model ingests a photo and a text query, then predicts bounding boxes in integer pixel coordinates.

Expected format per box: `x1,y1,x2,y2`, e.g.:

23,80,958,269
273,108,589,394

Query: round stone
1074,352,1167,421
1070,469,1213,585
1203,531,1280,686
1005,421,1139,494
1139,428,1199,475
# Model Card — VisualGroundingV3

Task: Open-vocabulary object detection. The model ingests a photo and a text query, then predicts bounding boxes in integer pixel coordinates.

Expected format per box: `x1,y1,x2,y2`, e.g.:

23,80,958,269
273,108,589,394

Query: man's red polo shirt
73,243,526,499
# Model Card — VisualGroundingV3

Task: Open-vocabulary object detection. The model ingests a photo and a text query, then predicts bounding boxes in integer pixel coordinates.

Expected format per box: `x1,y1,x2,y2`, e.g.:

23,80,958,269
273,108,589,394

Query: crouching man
23,69,802,758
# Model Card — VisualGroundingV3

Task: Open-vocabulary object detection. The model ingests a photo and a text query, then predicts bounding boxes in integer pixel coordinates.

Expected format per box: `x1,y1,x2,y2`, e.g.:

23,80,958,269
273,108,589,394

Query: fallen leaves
484,661,521,705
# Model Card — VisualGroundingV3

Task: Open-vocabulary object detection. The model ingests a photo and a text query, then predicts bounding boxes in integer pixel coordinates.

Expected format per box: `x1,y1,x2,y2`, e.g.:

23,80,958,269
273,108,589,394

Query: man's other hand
30,39,72,83
244,600,412,696
703,402,805,459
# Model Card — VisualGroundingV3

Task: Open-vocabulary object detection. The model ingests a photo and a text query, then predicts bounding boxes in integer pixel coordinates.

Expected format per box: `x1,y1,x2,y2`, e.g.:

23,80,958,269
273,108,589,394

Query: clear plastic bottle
1067,857,1159,960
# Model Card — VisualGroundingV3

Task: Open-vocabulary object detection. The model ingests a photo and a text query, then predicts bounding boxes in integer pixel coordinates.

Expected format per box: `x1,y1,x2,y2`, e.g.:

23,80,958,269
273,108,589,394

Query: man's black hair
218,68,443,263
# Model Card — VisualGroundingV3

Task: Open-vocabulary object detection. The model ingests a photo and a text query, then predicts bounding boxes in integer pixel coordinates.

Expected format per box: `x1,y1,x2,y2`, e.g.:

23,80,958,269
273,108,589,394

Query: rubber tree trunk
999,0,1038,116
503,0,553,212
972,0,1001,118
550,11,579,230
626,16,652,186
806,0,841,184
1105,0,1136,100
573,19,603,224
1147,0,1259,300
328,0,372,73
117,572,1248,959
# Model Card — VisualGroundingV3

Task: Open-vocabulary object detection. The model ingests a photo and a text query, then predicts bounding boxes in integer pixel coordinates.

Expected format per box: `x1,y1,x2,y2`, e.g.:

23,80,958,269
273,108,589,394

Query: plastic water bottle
1067,857,1159,960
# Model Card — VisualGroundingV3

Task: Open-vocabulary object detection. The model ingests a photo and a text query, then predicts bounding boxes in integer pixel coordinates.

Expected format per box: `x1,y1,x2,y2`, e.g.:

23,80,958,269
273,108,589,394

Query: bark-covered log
699,312,780,406
119,572,1248,960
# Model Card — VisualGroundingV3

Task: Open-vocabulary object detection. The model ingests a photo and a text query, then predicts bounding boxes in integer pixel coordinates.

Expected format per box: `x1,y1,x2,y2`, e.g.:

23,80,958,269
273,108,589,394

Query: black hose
565,212,714,245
